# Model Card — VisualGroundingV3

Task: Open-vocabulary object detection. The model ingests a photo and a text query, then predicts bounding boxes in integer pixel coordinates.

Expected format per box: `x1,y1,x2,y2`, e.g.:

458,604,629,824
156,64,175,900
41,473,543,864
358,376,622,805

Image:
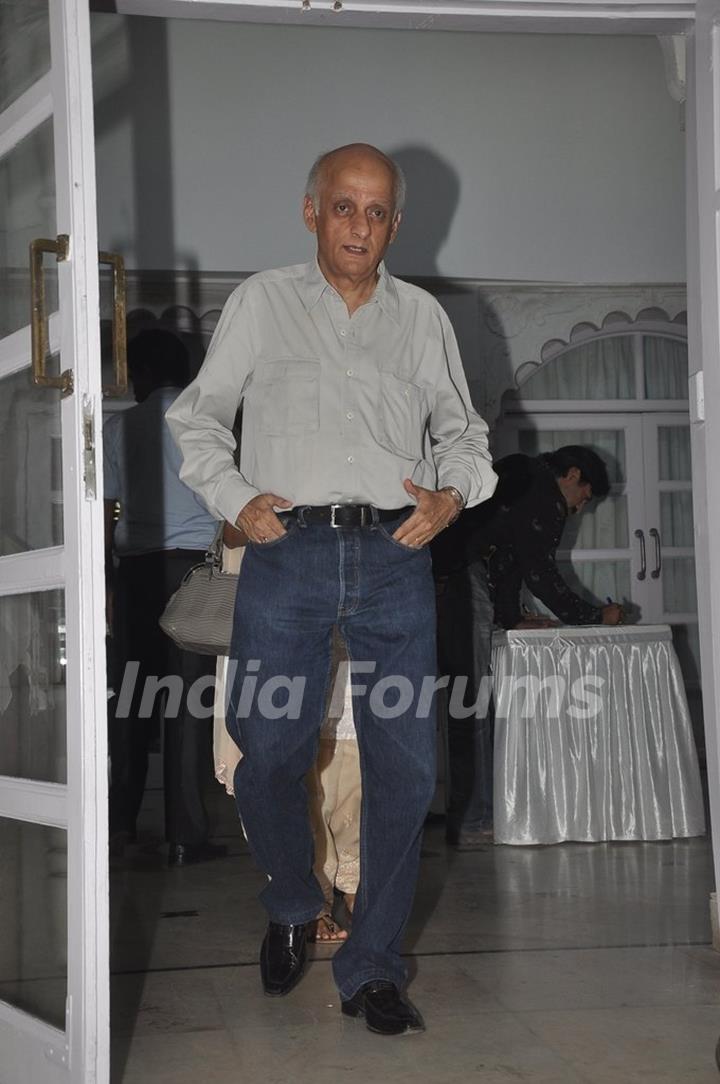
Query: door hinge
45,1040,69,1068
83,396,97,500
689,370,704,423
45,994,71,1067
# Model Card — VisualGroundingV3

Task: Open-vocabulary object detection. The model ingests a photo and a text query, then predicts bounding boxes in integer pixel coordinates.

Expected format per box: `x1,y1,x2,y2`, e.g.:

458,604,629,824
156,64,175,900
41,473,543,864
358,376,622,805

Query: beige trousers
306,737,361,906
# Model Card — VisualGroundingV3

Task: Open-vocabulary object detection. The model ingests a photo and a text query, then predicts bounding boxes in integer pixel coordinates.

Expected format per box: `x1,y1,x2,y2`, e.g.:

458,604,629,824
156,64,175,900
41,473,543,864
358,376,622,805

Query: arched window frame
502,319,689,416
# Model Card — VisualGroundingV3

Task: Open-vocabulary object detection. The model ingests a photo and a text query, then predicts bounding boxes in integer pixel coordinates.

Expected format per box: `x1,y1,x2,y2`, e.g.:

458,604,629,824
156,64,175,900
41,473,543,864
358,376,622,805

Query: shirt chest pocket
379,371,427,456
254,359,321,437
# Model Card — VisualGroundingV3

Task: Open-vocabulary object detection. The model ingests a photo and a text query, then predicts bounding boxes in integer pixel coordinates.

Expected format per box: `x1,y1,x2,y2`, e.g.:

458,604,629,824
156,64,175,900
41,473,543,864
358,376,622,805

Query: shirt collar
300,259,400,324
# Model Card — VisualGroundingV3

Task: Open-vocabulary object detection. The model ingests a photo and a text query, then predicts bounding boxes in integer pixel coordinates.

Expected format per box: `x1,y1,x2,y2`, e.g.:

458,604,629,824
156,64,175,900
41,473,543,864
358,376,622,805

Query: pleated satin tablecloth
491,625,706,845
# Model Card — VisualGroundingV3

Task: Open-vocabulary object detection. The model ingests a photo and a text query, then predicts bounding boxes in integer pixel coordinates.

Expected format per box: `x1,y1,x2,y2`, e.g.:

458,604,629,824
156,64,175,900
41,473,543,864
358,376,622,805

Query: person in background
432,445,624,850
104,328,225,867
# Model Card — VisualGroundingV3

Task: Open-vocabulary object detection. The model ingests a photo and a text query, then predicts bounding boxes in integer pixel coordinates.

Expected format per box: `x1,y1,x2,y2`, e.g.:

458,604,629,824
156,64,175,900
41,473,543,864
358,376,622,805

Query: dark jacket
431,453,603,629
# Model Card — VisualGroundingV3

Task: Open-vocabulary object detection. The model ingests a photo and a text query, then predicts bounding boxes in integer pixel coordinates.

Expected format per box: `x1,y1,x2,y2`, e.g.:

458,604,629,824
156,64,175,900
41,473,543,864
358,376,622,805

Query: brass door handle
30,235,73,397
99,250,127,397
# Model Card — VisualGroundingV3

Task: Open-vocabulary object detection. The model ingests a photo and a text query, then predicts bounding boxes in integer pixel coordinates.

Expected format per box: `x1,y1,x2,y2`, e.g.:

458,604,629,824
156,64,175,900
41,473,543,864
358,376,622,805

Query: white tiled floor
110,790,720,1083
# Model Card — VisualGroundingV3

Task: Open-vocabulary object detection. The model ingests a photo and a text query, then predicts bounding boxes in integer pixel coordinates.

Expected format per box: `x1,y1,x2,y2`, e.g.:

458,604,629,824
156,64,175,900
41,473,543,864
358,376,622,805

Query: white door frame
686,0,720,942
0,1,108,1081
110,0,695,36
51,2,110,1072
106,0,719,938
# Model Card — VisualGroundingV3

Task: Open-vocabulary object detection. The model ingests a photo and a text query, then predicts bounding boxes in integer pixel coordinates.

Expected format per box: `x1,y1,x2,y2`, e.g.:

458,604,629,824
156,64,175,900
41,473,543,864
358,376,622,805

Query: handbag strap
205,521,226,570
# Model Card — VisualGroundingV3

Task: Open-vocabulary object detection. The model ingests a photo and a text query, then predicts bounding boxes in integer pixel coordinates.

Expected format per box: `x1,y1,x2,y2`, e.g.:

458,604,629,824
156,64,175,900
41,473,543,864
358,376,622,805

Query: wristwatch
441,485,465,524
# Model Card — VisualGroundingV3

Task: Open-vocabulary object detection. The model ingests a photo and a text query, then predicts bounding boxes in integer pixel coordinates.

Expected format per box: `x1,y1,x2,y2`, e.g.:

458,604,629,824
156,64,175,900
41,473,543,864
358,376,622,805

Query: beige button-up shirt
166,261,497,524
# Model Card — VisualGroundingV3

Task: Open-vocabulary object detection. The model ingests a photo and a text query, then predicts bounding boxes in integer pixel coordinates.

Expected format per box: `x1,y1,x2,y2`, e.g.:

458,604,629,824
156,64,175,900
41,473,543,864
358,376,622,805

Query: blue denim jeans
226,512,437,999
436,558,494,834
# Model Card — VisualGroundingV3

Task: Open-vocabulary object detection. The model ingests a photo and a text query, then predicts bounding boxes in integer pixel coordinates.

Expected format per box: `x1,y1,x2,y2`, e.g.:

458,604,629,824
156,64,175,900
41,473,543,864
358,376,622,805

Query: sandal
307,911,348,943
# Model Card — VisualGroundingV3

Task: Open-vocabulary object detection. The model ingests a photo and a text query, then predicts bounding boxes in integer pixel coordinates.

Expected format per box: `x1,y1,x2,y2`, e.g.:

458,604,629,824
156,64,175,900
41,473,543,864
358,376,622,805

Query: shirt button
339,329,347,337
347,455,354,463
346,369,354,377
346,411,354,420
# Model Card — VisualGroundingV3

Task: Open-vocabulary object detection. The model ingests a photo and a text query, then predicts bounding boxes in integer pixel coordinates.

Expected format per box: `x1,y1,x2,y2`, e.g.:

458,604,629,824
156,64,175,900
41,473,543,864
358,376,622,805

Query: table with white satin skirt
491,624,706,845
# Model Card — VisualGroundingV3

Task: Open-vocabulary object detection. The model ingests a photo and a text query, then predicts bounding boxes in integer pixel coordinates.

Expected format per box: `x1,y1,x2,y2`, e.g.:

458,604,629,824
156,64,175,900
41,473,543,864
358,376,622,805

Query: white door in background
642,414,700,686
0,2,109,1082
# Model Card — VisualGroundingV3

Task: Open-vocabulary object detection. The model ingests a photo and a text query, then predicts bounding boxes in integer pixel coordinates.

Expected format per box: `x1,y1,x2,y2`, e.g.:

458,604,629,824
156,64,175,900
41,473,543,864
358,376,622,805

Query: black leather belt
284,504,411,528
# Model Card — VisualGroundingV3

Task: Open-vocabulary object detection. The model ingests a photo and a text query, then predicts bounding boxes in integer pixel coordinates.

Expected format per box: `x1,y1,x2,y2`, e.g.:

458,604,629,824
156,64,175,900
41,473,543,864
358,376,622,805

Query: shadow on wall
385,144,459,279
386,144,513,426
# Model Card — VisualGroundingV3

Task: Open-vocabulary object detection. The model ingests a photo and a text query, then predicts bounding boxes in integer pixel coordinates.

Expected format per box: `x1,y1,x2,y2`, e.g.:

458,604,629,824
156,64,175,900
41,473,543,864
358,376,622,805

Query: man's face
560,468,593,515
303,150,401,288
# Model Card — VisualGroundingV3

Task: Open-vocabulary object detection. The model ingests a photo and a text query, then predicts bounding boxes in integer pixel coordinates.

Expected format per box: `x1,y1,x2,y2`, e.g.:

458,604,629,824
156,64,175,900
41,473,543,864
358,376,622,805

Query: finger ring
261,535,269,543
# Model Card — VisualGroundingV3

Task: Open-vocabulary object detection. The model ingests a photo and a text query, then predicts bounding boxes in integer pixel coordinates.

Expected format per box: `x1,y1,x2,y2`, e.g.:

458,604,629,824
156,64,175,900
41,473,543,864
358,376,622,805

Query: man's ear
564,466,581,484
303,196,318,234
389,211,403,244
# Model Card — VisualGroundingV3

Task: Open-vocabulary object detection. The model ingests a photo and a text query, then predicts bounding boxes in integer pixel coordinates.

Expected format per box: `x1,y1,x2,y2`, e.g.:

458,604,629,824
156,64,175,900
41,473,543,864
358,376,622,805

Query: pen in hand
604,596,625,625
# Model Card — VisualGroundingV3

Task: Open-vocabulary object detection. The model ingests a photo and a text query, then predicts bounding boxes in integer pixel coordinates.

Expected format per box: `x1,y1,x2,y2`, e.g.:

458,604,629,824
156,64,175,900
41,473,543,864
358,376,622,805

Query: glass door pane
642,415,699,688
643,337,689,400
0,117,57,340
0,1,51,113
0,591,66,783
0,818,67,1030
0,3,70,1062
0,367,63,554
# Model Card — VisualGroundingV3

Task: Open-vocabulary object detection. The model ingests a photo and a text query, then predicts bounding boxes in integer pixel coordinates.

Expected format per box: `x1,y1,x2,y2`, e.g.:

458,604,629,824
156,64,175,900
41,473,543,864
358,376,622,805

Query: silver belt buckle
330,504,341,528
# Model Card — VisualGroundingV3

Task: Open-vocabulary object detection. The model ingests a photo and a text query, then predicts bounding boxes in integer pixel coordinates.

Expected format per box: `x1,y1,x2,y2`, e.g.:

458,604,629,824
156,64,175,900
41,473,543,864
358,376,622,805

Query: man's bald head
305,144,406,216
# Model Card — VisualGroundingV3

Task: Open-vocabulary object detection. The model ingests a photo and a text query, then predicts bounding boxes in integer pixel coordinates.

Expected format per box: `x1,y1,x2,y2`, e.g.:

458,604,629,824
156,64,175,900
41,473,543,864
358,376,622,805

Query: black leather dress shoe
260,922,308,997
341,981,425,1035
167,841,228,867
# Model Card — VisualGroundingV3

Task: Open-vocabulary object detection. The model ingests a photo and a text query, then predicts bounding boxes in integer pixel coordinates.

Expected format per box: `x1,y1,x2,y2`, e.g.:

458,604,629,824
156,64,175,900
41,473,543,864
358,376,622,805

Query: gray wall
92,16,685,283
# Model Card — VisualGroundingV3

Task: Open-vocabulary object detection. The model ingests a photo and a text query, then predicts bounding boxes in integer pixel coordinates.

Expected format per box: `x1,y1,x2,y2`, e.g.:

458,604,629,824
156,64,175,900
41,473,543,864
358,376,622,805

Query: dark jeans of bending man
436,557,494,840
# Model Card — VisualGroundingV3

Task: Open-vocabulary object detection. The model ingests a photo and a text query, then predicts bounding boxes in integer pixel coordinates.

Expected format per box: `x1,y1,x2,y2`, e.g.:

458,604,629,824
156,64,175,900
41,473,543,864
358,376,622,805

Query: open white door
0,2,109,1081
687,0,720,941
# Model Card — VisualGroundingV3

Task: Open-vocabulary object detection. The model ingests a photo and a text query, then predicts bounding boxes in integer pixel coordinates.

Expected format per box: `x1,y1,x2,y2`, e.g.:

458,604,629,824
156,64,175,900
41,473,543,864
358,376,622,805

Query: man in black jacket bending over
432,445,624,849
